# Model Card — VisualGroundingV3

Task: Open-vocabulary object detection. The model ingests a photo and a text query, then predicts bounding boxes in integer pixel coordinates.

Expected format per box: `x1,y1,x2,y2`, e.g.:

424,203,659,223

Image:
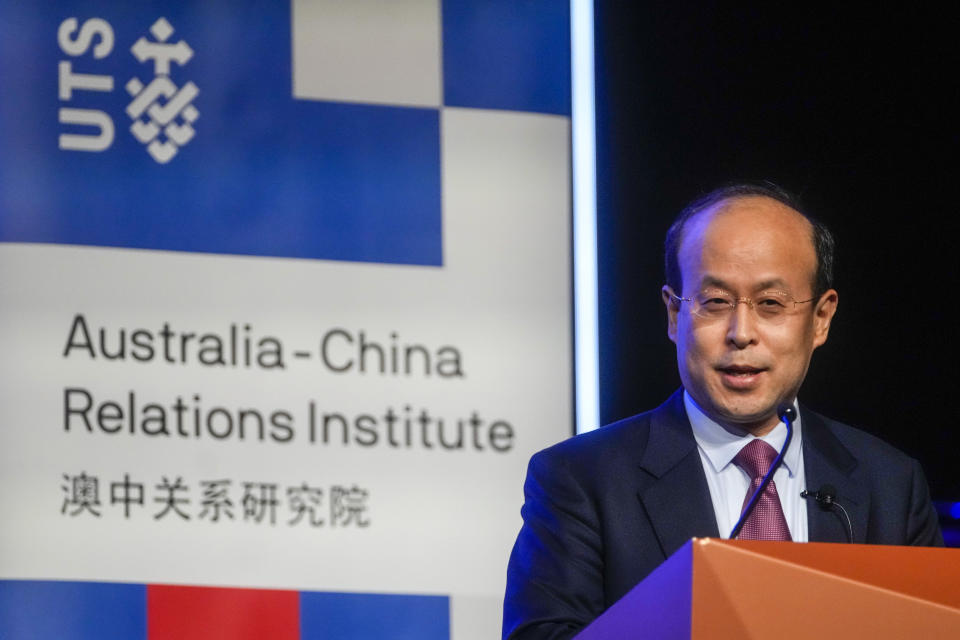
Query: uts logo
126,18,199,164
56,16,198,164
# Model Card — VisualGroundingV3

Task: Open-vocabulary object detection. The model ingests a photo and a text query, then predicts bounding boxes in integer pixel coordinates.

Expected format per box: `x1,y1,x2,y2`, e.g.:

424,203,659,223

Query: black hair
664,182,835,297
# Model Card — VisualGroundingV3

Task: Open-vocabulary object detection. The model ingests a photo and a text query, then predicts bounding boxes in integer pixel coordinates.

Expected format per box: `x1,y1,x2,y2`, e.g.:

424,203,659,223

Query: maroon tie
733,439,792,541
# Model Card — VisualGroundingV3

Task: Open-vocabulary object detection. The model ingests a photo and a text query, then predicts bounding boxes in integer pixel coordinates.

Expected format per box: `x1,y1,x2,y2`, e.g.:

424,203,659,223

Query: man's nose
726,300,758,348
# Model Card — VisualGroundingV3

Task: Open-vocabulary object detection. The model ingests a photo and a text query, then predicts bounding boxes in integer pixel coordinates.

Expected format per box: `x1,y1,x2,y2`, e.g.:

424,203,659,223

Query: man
502,183,943,640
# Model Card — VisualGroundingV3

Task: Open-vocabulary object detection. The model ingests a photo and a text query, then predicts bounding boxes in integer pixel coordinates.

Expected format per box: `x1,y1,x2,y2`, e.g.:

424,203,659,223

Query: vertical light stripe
571,0,599,434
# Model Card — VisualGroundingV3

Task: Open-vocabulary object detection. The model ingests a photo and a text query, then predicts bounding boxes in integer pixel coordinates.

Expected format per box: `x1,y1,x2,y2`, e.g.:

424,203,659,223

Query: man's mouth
717,365,767,388
718,365,766,376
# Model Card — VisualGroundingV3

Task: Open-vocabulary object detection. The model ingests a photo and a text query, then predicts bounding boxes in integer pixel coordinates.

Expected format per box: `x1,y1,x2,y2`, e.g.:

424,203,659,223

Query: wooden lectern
575,538,960,639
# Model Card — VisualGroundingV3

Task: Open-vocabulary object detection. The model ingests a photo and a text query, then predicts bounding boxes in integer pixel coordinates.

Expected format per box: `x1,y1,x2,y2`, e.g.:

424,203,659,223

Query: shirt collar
684,390,803,477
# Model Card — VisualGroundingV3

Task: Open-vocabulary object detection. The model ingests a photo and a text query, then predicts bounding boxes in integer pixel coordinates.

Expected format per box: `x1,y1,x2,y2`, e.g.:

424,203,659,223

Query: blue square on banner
300,591,449,640
0,580,146,640
442,0,571,115
0,1,442,266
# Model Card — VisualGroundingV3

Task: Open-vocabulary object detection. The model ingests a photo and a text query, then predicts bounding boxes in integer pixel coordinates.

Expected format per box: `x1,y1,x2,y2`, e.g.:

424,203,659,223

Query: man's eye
700,298,731,309
756,298,787,312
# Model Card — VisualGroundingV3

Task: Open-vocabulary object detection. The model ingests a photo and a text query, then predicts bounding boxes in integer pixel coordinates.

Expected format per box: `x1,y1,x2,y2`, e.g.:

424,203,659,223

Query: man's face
662,196,838,435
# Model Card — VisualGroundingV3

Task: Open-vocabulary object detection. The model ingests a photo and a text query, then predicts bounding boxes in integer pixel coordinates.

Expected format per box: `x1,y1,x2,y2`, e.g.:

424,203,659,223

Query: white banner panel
0,1,574,638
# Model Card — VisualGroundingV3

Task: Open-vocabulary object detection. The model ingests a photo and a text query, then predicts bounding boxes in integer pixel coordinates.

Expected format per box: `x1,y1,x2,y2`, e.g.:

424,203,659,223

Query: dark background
593,4,958,502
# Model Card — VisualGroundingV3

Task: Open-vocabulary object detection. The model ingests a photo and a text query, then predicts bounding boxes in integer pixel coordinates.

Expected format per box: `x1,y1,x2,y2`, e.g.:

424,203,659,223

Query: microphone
728,403,796,540
801,484,854,543
778,405,797,424
800,484,836,506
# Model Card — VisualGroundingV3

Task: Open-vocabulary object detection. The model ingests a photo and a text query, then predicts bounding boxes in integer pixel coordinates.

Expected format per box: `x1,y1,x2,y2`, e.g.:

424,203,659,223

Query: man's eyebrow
756,278,790,291
699,276,731,290
698,276,792,291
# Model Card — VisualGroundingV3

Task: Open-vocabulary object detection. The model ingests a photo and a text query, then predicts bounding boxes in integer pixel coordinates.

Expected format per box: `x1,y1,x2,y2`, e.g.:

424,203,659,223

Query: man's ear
812,288,838,349
662,285,680,344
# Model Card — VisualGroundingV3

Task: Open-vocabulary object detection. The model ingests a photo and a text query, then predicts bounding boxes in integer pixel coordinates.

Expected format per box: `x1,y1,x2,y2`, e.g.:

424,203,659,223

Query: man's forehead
682,195,814,250
678,195,818,289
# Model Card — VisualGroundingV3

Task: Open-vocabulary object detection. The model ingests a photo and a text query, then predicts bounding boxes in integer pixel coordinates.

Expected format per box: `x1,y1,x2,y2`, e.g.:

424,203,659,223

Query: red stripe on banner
147,584,299,640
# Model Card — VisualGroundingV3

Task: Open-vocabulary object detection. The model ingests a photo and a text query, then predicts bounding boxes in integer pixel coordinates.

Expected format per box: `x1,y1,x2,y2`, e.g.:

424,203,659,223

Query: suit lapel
801,407,870,543
637,390,720,558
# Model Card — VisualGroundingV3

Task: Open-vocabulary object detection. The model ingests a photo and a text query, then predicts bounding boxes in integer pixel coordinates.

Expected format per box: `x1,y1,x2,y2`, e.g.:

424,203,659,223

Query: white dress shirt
684,391,808,541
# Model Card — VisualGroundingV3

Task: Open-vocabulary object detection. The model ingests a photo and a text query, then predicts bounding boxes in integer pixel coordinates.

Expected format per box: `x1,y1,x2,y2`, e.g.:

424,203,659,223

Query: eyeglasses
670,288,816,323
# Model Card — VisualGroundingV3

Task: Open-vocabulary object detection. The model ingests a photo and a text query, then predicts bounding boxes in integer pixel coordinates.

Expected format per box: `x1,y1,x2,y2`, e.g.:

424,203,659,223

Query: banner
0,1,573,638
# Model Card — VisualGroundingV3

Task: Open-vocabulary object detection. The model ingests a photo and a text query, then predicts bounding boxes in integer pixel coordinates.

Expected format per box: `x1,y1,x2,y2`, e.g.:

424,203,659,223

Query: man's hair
664,182,836,297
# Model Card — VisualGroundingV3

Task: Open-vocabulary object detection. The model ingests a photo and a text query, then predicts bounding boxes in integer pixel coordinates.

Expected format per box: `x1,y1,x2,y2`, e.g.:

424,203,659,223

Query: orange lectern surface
577,538,960,639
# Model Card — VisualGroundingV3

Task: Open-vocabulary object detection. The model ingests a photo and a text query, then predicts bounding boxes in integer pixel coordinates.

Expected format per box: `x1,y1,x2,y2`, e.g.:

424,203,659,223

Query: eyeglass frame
668,288,818,321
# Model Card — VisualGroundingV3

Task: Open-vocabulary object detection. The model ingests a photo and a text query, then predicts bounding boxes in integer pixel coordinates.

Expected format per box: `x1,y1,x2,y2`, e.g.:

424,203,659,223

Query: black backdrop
593,4,958,500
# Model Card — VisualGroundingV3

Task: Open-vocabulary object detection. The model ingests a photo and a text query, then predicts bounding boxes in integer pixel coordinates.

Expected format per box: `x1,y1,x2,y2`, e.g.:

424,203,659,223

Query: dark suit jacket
502,389,943,640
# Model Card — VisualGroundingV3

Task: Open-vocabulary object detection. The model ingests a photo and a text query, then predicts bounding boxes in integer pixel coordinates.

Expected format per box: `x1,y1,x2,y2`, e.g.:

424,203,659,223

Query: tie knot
733,439,779,480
